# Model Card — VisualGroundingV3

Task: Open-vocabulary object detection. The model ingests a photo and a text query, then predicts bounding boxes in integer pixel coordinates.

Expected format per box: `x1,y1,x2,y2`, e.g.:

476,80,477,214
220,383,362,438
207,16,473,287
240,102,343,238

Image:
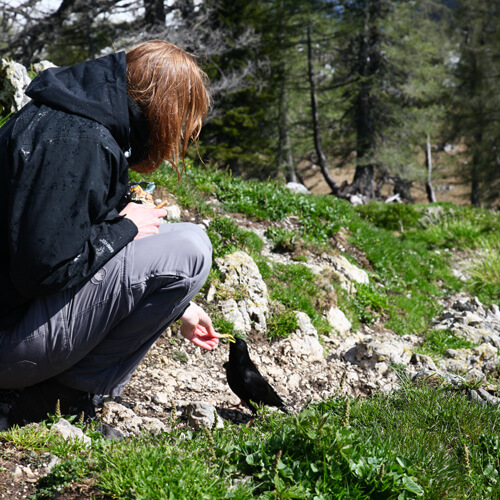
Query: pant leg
0,222,212,395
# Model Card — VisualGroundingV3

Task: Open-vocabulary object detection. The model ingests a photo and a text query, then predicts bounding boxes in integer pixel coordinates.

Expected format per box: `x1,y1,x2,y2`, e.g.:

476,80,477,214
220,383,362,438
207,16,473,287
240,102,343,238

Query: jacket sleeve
8,131,138,298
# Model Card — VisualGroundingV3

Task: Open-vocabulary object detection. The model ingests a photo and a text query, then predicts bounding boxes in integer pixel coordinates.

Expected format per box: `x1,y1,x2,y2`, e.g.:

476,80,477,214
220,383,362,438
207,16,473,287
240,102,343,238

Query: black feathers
223,337,288,415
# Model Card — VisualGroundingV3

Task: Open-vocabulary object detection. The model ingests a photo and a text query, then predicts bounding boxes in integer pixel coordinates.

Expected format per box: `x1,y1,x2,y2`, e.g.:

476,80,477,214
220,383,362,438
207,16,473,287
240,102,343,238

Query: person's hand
119,202,167,240
180,303,220,350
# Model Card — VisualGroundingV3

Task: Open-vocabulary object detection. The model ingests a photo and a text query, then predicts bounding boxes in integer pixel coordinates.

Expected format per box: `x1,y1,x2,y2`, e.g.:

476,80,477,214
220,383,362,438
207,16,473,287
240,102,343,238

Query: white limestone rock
439,343,499,377
216,251,269,333
164,204,181,220
285,182,310,195
0,59,31,113
286,312,324,362
330,255,369,292
326,306,352,336
52,418,91,446
32,60,57,73
101,401,166,437
184,401,224,430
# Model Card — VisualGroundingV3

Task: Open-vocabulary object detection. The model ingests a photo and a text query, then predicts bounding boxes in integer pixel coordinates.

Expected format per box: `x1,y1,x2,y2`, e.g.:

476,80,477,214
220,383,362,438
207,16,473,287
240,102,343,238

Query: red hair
126,40,210,174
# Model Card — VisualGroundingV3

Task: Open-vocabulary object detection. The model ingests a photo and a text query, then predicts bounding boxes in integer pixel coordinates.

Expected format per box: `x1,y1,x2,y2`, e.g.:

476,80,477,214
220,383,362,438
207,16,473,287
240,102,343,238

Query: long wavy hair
126,40,210,174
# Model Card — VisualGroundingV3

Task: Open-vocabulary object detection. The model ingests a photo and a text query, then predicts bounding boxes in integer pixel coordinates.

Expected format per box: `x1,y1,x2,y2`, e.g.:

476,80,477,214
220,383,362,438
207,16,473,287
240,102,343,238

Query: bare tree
306,25,339,194
425,134,437,203
0,0,129,64
0,0,262,110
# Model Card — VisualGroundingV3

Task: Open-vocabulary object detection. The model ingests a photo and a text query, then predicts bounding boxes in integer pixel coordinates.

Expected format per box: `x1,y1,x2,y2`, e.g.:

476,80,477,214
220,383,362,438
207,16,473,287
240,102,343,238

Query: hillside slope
2,164,500,498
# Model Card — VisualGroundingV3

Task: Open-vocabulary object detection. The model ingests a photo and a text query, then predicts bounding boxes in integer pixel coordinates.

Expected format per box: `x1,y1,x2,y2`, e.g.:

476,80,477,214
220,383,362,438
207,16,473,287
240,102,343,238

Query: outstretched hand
180,303,220,350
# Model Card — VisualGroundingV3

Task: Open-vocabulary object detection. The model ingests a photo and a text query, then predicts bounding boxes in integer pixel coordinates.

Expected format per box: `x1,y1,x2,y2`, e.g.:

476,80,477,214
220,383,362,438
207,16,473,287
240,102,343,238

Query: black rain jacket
0,52,147,329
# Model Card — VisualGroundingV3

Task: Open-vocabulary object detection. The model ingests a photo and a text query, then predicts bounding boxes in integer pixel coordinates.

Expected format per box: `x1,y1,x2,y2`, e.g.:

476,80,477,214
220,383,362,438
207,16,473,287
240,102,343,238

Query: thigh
131,222,212,280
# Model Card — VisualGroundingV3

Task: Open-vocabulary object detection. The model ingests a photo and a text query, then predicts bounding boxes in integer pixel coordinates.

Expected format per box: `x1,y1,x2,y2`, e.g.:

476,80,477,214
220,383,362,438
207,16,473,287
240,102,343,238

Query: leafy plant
34,456,91,499
264,226,299,253
171,349,188,363
350,283,390,326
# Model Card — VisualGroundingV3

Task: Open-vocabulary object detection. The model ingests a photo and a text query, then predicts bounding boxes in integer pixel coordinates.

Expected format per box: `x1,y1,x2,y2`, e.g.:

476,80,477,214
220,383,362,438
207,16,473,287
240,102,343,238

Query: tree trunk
278,84,296,183
306,26,339,195
349,0,381,200
351,164,375,199
425,134,437,203
393,175,414,203
470,132,482,207
277,18,296,184
144,0,166,29
470,163,481,207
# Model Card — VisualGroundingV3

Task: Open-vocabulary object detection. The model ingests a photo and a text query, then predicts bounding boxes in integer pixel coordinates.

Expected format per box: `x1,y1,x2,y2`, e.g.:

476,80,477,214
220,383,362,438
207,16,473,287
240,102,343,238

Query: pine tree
193,0,278,177
331,0,451,200
449,0,500,206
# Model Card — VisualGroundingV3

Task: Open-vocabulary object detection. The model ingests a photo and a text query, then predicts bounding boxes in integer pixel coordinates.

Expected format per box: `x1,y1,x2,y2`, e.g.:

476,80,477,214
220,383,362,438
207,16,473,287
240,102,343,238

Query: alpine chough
223,337,288,415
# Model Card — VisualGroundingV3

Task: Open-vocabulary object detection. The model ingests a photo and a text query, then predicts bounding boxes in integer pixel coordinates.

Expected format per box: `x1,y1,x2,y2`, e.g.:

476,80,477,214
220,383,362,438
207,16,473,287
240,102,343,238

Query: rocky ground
87,215,500,437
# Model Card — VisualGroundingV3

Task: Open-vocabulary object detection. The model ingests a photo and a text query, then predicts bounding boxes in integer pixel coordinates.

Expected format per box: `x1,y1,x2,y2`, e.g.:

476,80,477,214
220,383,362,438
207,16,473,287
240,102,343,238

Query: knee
174,224,212,279
182,223,212,255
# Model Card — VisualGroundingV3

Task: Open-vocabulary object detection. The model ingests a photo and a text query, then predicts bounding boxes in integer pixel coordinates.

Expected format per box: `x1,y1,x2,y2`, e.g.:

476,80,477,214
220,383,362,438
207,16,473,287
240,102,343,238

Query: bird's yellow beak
219,333,236,343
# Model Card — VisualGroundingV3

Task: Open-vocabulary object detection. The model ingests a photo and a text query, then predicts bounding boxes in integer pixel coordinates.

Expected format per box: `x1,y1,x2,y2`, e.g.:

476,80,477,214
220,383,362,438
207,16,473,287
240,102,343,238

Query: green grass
257,259,333,336
206,216,264,259
468,238,500,303
417,328,477,357
3,383,500,498
266,307,299,341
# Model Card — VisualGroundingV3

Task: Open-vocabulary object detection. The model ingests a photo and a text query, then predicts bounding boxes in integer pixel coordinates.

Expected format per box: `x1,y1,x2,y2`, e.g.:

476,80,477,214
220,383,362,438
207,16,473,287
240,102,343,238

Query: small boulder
326,306,352,336
52,418,91,446
184,401,224,429
216,251,269,333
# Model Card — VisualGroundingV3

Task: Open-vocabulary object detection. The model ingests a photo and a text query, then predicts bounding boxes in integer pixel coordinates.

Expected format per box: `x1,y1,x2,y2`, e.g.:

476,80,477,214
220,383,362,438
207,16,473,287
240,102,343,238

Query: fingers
140,206,167,224
186,325,220,350
198,315,219,338
125,204,168,240
191,336,219,350
155,208,168,219
180,304,220,350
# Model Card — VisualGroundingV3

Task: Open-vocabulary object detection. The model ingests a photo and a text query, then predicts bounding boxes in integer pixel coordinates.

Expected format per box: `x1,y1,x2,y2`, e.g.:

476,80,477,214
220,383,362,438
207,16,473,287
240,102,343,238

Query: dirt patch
298,157,471,205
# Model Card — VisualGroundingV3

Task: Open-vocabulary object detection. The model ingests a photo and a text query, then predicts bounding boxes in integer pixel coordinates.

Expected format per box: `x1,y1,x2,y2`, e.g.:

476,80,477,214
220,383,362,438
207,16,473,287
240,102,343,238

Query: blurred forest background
1,0,499,207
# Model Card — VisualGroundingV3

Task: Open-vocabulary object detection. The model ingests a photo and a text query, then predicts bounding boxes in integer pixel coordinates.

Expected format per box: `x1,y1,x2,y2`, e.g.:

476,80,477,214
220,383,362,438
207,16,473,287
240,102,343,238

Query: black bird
223,337,288,415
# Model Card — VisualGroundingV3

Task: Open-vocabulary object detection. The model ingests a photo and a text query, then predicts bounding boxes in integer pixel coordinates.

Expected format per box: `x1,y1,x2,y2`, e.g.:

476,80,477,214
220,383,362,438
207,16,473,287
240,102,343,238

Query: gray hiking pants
0,222,212,396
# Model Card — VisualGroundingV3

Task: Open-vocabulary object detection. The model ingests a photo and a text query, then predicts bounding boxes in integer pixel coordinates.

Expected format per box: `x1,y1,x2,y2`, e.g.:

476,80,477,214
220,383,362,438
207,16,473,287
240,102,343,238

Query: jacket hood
25,52,129,150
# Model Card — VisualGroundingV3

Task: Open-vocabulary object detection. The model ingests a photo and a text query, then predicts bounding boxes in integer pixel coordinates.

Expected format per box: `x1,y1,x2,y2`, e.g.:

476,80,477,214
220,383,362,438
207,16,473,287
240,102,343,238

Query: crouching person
0,40,219,425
